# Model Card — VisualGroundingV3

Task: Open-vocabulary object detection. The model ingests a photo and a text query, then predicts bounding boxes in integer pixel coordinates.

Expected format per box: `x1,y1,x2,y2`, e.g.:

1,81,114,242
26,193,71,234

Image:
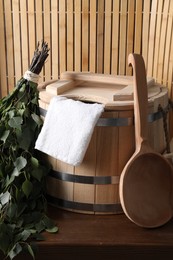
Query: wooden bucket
38,72,169,214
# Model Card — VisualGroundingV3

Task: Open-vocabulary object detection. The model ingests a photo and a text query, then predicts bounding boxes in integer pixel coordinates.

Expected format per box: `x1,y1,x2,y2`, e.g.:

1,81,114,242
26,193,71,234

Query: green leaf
0,191,11,205
31,96,39,105
6,203,17,219
21,230,31,241
26,229,37,234
31,113,42,127
14,156,27,171
22,180,33,198
42,216,58,233
0,162,6,178
29,81,37,90
0,130,10,142
5,174,15,188
27,244,35,259
46,226,58,233
0,232,10,254
8,110,15,118
35,221,45,233
0,125,5,137
16,203,27,218
31,168,44,181
8,243,22,259
31,157,39,168
0,223,12,253
16,127,33,150
30,200,36,210
17,108,25,116
8,116,23,130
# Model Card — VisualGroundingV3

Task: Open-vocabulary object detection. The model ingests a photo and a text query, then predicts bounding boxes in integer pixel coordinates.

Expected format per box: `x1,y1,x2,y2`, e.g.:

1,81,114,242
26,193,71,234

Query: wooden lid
39,72,168,111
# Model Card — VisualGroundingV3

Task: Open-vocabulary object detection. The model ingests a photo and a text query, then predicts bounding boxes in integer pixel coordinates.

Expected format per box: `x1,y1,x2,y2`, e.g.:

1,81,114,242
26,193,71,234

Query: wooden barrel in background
38,72,169,214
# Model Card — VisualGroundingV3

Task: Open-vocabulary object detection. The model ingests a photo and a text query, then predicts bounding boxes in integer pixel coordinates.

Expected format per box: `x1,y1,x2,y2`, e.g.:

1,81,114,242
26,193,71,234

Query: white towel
35,96,104,166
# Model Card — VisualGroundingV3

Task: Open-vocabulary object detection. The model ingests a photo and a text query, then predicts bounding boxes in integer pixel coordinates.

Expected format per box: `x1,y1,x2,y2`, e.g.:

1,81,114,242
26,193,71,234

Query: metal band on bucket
46,194,123,213
47,171,121,213
49,170,120,184
39,106,168,127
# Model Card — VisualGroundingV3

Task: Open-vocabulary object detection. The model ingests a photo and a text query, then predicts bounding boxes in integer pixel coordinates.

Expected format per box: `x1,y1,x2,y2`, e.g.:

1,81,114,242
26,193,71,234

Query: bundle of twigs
0,41,57,260
0,41,49,111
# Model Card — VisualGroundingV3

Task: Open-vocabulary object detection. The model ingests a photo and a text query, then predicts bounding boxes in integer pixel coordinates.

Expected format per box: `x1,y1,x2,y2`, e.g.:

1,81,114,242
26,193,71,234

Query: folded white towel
35,96,104,166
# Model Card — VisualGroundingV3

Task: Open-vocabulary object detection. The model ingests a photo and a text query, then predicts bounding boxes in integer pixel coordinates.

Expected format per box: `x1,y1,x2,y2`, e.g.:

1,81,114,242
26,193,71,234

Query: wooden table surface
1,205,173,260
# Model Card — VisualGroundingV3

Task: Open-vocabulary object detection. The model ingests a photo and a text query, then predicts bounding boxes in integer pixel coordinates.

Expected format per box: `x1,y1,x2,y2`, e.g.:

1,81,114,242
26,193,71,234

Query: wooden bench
1,205,173,260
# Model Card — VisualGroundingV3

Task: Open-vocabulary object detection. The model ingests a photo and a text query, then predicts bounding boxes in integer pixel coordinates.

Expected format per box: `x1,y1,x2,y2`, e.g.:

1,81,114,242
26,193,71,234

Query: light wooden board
74,0,81,71
163,0,173,87
134,0,142,54
126,0,135,75
4,0,15,92
119,0,127,75
51,0,59,79
12,0,22,81
74,130,97,210
153,0,164,80
59,0,66,74
147,0,158,77
90,0,97,73
142,0,151,67
0,0,8,96
104,0,112,74
35,0,43,80
157,0,170,83
95,112,119,206
28,0,36,64
97,0,104,73
111,0,120,74
82,0,89,71
168,21,173,97
67,0,74,71
20,0,29,75
43,0,51,81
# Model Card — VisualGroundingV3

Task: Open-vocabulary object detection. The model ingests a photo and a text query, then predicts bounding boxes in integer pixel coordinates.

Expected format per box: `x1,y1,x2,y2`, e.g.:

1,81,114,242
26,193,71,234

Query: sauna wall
0,0,172,99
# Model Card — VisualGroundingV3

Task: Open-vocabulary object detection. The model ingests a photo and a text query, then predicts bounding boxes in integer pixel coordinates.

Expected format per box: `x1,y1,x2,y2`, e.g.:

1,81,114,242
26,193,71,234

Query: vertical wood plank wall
0,0,173,99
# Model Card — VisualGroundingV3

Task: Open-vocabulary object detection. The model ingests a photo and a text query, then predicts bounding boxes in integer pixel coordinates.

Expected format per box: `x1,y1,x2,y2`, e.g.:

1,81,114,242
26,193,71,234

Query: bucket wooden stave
38,72,169,214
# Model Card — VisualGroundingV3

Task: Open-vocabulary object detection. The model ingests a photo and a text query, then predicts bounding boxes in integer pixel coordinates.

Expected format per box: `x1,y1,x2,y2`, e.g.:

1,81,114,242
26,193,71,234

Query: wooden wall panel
20,0,29,76
134,0,143,54
59,0,66,74
3,0,15,93
97,0,104,73
142,0,151,67
74,0,81,71
0,0,172,99
43,0,51,81
0,0,7,98
147,0,158,77
111,0,120,75
119,0,128,75
35,0,44,80
126,0,135,75
82,0,89,71
67,0,74,71
104,0,112,74
89,0,97,73
51,0,59,79
12,0,22,82
28,0,36,64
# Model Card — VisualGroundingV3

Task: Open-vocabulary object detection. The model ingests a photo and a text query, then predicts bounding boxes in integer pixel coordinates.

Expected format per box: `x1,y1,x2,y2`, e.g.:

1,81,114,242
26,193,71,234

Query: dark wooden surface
1,205,173,260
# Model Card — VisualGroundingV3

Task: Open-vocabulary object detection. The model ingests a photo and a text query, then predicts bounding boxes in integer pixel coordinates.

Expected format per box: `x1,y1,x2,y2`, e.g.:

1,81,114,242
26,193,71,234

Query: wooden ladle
119,53,173,228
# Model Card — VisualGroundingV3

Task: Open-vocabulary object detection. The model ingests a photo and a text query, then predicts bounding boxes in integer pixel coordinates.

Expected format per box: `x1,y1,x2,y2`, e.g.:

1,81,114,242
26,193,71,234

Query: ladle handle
128,54,148,149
